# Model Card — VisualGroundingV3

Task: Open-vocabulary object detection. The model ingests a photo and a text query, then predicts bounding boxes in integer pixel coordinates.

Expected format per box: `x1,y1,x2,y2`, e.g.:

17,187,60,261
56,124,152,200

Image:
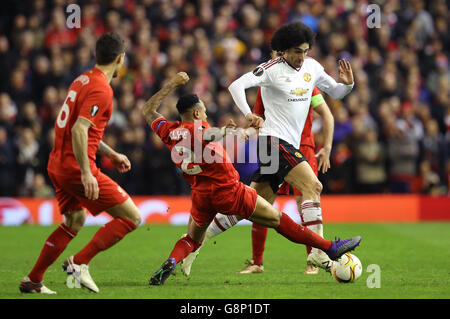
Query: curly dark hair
270,21,316,52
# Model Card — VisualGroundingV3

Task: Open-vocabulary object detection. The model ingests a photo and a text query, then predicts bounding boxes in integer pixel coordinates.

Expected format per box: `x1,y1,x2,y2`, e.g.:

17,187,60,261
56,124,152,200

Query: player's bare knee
303,179,322,200
270,211,281,228
251,182,274,200
64,210,86,232
128,211,141,226
315,180,323,195
265,207,281,228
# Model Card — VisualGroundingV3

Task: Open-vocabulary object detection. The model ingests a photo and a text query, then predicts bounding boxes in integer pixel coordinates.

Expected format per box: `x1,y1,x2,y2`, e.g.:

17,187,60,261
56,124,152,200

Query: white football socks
301,200,324,255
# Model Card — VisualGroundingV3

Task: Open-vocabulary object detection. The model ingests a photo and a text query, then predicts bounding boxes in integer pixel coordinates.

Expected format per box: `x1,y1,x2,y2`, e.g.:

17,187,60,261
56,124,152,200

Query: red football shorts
48,170,130,215
190,181,258,227
277,145,318,196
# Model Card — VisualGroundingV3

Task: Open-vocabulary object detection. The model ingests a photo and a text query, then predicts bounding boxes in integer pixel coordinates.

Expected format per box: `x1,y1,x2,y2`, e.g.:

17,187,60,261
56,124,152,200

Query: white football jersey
229,56,353,149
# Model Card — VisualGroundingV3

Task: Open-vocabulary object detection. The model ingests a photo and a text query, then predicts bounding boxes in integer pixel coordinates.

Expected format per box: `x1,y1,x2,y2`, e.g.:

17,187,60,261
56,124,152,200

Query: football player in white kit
180,21,355,276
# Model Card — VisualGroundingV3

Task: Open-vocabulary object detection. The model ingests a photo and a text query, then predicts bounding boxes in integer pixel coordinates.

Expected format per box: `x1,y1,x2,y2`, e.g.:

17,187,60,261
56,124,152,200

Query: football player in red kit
142,72,360,285
19,33,141,294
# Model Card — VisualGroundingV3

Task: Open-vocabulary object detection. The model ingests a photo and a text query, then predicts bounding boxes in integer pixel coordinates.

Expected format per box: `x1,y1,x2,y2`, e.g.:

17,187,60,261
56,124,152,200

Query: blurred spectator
355,129,387,193
421,119,447,180
323,141,353,194
15,127,40,196
32,173,54,198
333,105,353,144
0,126,17,196
386,122,420,193
418,160,445,195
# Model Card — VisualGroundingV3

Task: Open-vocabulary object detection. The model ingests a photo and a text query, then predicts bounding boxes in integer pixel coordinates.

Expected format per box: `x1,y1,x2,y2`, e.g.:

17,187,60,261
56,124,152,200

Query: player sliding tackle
142,71,361,286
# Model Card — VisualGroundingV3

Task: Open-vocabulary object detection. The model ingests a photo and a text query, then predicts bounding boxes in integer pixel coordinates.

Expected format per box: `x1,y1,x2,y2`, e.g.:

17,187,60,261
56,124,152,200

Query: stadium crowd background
0,0,448,198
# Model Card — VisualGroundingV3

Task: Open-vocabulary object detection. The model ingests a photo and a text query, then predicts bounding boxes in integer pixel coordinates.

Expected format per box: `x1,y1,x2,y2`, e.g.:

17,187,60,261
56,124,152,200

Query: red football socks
74,217,137,265
275,213,331,251
28,223,77,283
169,234,201,263
252,223,268,266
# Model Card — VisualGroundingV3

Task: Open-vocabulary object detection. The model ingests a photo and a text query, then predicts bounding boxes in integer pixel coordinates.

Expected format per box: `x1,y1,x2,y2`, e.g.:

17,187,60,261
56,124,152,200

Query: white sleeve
315,67,354,100
228,66,272,117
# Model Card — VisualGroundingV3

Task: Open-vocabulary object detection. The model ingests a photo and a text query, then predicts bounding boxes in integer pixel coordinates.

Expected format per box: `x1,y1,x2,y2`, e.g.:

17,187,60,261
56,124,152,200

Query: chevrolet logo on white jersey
290,88,308,96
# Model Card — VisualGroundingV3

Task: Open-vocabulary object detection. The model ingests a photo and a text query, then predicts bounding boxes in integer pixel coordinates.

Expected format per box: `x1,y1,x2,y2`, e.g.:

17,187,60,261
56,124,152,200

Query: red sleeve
312,86,321,96
78,88,110,127
151,117,172,142
253,87,265,118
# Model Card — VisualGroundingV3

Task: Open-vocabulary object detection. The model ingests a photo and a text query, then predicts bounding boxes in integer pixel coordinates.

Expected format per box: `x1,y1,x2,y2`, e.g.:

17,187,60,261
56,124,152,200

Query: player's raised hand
315,147,331,174
338,60,354,85
110,152,131,173
245,113,264,129
81,172,99,200
171,72,190,87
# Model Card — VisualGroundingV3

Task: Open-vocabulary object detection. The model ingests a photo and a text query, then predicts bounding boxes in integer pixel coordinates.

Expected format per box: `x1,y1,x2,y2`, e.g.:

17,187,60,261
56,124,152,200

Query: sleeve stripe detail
261,57,282,69
151,117,166,132
155,120,166,131
78,116,96,127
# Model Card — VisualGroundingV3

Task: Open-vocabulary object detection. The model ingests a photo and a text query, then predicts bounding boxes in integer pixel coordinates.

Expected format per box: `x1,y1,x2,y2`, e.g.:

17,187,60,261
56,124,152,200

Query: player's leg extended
73,198,141,265
248,195,361,260
296,194,317,274
150,216,205,285
72,198,140,266
181,212,244,276
237,181,276,274
64,198,140,293
285,162,332,271
20,209,86,294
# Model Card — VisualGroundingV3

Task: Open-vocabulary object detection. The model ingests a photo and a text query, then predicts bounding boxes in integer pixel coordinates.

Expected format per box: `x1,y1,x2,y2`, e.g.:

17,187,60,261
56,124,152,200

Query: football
331,253,363,283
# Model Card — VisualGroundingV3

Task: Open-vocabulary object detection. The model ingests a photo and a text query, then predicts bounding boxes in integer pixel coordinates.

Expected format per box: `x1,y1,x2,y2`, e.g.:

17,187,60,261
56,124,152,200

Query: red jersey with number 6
151,117,239,191
48,67,113,177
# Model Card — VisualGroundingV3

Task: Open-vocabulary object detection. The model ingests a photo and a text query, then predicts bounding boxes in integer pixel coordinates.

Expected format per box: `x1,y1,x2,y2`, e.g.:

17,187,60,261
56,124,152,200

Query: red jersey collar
92,66,108,81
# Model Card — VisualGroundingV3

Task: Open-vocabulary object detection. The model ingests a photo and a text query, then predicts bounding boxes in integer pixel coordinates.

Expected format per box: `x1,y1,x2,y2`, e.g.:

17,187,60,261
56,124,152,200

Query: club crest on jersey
252,67,264,77
74,74,90,85
90,105,99,117
295,152,302,158
303,73,311,82
290,88,308,96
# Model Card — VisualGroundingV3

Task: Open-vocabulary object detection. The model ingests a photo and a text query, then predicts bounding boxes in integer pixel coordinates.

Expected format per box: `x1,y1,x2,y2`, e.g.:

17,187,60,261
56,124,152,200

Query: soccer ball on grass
331,253,362,283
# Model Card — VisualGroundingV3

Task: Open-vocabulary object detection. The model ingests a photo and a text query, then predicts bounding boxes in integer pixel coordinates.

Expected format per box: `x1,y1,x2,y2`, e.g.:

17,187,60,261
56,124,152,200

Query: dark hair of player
270,21,315,52
95,33,125,65
176,94,200,114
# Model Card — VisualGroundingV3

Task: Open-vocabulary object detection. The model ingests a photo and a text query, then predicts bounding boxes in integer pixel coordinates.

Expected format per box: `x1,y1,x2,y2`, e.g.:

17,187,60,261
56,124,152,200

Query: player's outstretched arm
98,140,131,173
142,72,189,125
72,117,99,200
228,73,264,129
316,59,354,100
313,101,334,174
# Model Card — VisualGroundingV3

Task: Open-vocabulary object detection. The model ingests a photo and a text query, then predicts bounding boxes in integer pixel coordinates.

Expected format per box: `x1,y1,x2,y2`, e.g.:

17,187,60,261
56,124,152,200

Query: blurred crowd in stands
0,0,449,197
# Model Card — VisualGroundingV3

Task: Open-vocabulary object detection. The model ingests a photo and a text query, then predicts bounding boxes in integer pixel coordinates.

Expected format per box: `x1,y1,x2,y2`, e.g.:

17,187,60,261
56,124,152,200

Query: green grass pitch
1,223,449,299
